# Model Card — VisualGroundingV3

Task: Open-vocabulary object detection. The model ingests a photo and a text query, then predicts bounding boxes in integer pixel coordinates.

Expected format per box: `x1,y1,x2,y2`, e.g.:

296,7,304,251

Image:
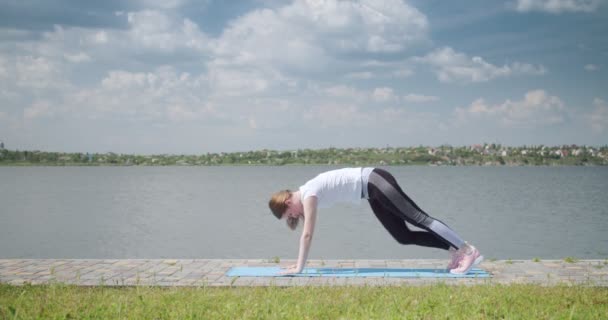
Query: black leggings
367,168,465,250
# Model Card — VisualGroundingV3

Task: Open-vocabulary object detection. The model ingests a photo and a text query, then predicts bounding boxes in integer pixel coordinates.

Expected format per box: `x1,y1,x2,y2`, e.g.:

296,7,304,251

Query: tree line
0,144,606,166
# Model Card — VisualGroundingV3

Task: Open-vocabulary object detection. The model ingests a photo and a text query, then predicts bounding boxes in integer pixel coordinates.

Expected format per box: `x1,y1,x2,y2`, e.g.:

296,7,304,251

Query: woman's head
269,189,302,230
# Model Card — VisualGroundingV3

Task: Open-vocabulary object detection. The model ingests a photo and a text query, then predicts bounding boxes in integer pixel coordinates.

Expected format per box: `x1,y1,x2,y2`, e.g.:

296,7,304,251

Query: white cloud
360,61,414,78
10,11,210,70
127,10,209,52
167,104,202,122
207,67,276,97
212,0,428,77
64,52,91,63
127,10,173,34
345,71,374,79
248,117,258,129
403,94,439,103
24,101,53,119
91,31,109,44
68,66,212,120
211,7,330,74
417,47,546,83
392,68,414,78
68,64,286,128
137,0,191,9
303,103,372,127
15,56,68,89
514,0,602,13
101,70,155,90
372,87,397,102
325,85,436,105
301,102,438,131
456,90,566,127
0,56,7,79
0,10,215,125
298,82,443,131
1,0,430,133
584,64,599,71
324,85,367,101
283,0,428,53
589,98,608,133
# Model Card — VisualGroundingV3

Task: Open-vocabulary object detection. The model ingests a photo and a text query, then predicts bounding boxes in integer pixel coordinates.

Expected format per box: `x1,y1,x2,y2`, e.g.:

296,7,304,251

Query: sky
0,0,606,154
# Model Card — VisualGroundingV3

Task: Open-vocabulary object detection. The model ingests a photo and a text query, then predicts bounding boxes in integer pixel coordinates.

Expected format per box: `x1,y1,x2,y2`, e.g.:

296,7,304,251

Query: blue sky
0,0,606,154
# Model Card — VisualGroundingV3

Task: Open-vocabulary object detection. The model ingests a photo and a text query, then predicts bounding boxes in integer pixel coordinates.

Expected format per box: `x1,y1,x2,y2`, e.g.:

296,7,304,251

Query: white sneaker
446,246,463,270
450,244,483,275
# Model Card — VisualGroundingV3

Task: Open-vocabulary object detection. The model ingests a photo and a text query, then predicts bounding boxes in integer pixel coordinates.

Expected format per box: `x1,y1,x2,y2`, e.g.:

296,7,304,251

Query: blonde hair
269,189,302,231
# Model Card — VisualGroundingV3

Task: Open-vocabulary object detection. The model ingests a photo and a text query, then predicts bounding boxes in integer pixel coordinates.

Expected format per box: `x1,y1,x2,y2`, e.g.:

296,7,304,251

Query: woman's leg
367,168,466,250
369,198,451,249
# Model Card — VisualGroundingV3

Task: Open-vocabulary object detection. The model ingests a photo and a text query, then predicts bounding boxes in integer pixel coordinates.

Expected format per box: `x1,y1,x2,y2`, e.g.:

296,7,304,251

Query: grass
1,283,607,319
564,257,580,263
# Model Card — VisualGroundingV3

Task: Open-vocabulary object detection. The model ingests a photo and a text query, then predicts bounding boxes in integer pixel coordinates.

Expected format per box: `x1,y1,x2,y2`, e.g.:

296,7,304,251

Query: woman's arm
281,196,317,275
295,196,317,271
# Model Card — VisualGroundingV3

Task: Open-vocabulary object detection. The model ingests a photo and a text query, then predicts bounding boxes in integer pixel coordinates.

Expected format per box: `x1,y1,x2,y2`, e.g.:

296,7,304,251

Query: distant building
0,141,4,149
470,144,483,153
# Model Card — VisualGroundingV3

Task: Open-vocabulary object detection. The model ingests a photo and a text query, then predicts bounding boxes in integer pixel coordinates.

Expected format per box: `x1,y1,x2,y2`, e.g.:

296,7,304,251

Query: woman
268,167,483,275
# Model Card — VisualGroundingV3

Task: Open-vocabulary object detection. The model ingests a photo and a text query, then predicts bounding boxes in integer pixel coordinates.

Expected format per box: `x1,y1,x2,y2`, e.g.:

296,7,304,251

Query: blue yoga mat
226,267,491,278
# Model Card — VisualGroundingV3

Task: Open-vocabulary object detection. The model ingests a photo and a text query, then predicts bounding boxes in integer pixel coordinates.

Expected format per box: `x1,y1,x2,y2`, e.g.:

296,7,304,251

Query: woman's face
283,198,302,219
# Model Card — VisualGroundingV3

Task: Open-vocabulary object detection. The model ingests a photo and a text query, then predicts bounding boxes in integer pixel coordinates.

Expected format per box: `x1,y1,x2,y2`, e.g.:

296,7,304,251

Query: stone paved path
1,259,606,287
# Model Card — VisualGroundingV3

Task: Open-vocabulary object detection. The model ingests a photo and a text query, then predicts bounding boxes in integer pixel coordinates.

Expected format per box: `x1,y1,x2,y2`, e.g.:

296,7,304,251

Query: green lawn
1,283,607,319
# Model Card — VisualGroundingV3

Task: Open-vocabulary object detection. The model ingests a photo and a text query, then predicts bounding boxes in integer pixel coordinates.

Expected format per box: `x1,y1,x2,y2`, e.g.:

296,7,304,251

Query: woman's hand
281,196,317,276
279,265,302,275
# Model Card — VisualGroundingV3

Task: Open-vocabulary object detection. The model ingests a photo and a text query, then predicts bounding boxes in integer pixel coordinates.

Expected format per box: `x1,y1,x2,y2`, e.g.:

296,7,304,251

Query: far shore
1,144,607,166
1,162,606,167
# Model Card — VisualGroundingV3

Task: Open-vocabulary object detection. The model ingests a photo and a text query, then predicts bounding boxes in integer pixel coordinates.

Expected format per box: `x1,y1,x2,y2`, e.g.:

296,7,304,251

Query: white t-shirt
299,167,374,208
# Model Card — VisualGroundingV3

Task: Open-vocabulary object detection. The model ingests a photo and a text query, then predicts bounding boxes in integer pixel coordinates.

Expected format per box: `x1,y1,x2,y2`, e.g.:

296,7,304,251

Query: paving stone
174,279,198,286
1,259,607,287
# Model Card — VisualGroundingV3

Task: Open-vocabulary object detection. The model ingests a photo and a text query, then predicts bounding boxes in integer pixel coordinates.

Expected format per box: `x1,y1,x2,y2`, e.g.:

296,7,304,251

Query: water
1,166,607,260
